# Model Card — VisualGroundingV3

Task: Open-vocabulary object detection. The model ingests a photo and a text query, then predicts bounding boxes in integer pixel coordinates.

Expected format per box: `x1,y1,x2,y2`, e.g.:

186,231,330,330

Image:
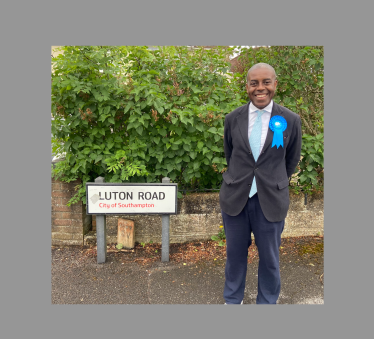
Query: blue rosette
269,116,287,148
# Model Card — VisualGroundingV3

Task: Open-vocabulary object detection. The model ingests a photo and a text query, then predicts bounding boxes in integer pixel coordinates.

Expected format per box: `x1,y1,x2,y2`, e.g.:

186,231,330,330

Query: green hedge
51,46,324,205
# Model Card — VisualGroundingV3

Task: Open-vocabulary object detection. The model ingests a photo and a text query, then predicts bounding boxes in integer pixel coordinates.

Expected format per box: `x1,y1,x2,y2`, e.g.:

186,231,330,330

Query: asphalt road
51,238,324,304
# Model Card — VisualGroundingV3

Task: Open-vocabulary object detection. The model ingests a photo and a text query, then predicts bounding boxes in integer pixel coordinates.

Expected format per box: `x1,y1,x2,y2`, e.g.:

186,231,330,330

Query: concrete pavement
51,238,324,304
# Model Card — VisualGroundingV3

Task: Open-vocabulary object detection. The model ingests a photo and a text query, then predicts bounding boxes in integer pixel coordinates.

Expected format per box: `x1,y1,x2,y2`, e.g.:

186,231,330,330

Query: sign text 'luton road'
86,183,177,215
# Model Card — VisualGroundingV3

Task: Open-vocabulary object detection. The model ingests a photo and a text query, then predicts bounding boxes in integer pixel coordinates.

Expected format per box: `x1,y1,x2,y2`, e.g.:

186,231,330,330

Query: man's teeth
256,94,267,98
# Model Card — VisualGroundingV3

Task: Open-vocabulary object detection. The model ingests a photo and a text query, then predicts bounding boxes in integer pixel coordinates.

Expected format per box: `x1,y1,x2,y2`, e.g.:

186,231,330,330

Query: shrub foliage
51,46,243,204
51,46,324,205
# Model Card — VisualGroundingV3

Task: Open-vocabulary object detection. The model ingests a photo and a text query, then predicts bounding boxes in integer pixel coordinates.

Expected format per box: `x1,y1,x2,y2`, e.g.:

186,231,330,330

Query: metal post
161,177,170,262
95,176,107,264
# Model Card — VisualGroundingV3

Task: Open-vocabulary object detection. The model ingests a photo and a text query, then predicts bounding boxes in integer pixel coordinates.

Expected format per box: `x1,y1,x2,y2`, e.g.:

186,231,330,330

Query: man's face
245,67,277,109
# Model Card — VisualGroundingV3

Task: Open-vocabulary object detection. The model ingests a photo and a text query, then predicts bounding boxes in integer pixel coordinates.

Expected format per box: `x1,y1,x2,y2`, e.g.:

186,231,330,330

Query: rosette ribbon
269,116,287,148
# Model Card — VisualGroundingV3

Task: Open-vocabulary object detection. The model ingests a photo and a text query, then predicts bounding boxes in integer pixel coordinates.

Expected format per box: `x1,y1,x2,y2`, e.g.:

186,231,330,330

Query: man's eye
265,81,271,85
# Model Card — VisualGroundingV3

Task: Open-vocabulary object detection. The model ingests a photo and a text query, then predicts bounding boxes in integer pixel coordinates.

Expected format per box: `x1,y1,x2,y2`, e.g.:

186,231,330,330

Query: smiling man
219,63,302,304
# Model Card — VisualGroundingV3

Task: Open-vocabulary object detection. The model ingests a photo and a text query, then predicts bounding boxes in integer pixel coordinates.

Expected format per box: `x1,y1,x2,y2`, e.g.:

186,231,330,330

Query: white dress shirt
248,100,273,153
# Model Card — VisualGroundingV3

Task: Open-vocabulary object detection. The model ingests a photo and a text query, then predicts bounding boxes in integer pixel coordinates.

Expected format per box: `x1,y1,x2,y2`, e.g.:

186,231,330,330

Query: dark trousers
222,194,284,304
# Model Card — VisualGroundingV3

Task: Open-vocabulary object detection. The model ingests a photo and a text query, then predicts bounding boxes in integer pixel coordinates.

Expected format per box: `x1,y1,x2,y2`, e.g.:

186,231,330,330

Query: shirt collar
249,100,273,114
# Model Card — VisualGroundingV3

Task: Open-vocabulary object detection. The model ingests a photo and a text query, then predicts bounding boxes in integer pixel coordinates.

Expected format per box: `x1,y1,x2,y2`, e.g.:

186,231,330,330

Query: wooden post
118,218,135,249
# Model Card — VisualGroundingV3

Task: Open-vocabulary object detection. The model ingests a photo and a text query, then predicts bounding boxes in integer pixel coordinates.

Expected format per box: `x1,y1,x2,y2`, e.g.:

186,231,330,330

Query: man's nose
257,82,265,90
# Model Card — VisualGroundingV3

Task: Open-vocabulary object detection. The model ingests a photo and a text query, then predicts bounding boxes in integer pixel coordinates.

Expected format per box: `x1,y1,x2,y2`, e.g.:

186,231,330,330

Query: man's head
245,63,277,109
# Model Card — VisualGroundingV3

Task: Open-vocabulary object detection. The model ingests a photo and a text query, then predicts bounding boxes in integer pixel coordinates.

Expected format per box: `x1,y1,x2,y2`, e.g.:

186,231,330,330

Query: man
219,63,302,304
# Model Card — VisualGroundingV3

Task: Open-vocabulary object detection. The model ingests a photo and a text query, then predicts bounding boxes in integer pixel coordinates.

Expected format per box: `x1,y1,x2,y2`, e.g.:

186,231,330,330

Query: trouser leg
249,195,284,304
222,201,251,304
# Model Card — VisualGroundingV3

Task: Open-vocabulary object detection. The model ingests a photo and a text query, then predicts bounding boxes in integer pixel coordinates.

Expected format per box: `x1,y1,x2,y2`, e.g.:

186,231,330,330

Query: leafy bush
51,46,243,204
51,46,324,205
294,133,324,194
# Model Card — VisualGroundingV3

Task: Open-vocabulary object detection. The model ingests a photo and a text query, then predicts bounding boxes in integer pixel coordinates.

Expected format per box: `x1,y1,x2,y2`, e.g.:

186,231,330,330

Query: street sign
86,182,178,215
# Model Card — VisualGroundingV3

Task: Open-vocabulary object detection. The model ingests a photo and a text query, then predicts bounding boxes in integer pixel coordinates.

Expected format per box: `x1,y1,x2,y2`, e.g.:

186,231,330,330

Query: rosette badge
269,116,287,148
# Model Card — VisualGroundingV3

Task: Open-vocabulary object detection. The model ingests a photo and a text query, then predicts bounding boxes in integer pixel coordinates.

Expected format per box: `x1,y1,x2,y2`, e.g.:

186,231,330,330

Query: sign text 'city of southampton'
86,183,178,215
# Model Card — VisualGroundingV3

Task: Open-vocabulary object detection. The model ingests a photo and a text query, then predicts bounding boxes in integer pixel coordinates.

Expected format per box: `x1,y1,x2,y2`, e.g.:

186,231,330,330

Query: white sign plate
86,183,177,214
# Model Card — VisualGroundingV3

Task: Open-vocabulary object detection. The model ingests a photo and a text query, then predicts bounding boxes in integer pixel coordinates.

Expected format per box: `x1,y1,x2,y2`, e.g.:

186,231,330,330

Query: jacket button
248,184,251,186
248,151,252,154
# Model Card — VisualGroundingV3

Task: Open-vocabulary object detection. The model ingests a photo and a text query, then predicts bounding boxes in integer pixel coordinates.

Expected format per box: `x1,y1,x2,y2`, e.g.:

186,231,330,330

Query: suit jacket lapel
237,102,252,153
261,102,283,153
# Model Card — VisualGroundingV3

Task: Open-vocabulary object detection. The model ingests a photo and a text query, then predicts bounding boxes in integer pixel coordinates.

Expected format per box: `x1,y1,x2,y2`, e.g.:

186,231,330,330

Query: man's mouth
255,94,268,99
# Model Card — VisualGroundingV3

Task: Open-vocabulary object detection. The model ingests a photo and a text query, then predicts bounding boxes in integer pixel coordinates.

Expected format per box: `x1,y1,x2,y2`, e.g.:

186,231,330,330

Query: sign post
161,177,171,262
95,176,107,264
86,177,178,263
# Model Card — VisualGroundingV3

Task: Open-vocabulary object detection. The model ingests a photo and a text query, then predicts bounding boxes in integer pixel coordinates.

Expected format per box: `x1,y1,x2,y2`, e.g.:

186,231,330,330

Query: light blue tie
249,110,264,198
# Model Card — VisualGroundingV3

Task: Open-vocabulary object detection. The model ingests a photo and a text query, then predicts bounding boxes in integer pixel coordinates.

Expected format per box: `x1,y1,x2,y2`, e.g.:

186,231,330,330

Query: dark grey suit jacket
219,101,302,222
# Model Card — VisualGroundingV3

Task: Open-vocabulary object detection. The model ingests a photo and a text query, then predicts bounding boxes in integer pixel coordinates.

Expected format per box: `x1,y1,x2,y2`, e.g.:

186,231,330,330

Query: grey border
7,0,374,335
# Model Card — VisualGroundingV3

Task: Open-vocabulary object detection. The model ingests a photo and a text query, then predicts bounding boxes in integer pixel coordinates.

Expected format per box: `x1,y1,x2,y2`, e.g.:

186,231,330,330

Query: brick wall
51,178,92,246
